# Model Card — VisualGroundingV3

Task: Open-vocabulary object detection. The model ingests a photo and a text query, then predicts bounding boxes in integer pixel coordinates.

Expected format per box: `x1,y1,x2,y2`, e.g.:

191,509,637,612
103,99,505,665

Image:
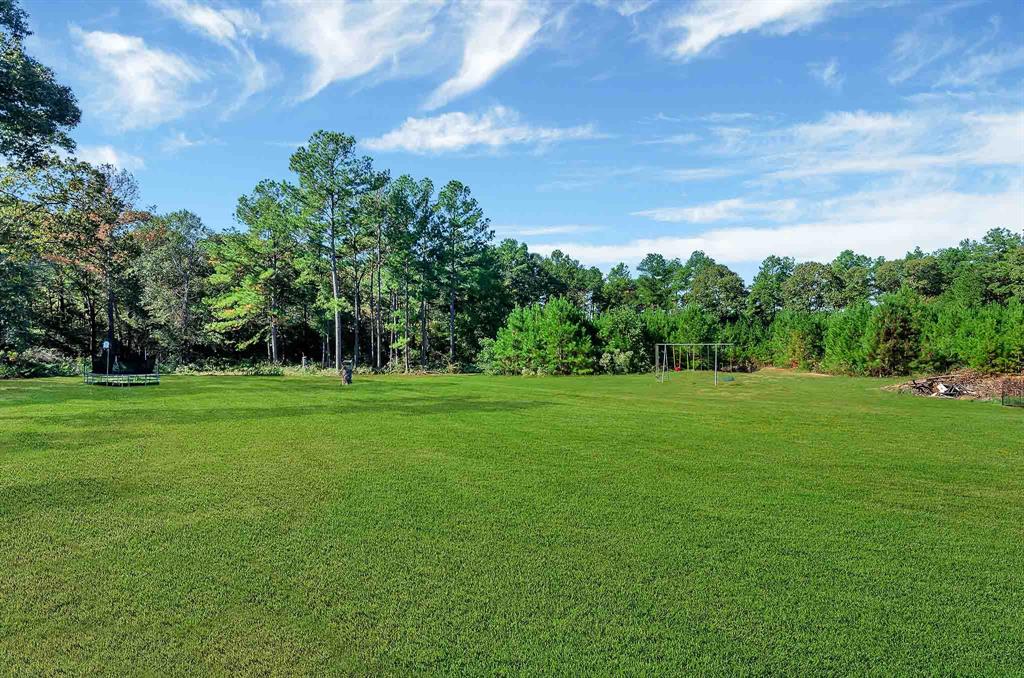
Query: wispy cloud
701,112,762,123
70,26,205,130
660,0,838,60
762,109,1023,180
76,144,145,171
537,184,1023,267
152,0,268,115
809,57,843,91
887,5,1021,88
269,0,440,102
425,0,545,110
640,112,685,124
640,133,700,146
494,224,603,237
364,105,602,153
536,164,650,192
888,28,960,84
935,45,1024,87
161,130,218,153
664,167,737,181
591,0,654,17
555,98,1024,269
632,198,798,224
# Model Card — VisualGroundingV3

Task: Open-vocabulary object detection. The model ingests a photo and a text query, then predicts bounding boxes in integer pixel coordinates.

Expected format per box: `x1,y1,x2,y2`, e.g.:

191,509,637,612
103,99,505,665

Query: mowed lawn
1,371,1021,675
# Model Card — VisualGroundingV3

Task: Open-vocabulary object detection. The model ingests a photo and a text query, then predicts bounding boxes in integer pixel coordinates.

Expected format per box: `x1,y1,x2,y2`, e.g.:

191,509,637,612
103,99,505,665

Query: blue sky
24,0,1024,279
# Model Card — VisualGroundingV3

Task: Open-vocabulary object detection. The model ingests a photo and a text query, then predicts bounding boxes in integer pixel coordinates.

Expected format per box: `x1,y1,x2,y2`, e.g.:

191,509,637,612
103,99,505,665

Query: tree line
483,239,1023,376
4,133,1021,378
1,0,1021,378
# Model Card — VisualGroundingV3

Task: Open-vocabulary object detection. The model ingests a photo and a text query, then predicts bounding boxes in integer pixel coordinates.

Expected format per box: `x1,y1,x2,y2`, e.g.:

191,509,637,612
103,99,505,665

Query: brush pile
897,371,1018,401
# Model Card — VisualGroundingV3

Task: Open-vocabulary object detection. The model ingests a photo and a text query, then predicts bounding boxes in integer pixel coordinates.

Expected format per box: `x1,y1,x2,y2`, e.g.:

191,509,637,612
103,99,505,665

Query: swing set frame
654,342,735,385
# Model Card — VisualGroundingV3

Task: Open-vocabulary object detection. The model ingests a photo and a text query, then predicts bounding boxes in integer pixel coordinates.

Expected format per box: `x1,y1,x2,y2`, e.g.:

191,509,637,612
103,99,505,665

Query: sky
23,0,1024,279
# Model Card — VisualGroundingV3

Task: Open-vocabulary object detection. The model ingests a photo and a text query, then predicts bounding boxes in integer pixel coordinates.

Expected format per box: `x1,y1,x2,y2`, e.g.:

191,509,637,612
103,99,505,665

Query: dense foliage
0,0,80,166
0,0,1021,378
3,142,1021,378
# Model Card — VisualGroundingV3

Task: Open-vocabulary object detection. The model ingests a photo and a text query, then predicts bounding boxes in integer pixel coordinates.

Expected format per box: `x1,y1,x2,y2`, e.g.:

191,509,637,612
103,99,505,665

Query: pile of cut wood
897,370,1013,401
904,375,974,398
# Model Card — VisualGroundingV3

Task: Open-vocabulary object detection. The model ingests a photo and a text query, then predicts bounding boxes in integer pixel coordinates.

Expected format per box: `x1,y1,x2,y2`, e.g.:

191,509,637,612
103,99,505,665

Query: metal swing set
654,342,736,385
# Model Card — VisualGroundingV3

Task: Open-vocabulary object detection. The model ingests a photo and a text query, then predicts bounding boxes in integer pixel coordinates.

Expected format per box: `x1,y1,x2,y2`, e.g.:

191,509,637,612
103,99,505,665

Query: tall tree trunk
369,265,376,368
57,276,66,329
449,287,456,363
269,290,279,363
105,269,115,356
86,293,97,358
390,287,397,366
353,275,360,368
330,242,342,372
270,322,278,362
420,296,427,368
404,282,411,373
375,223,383,369
182,266,191,362
448,235,457,363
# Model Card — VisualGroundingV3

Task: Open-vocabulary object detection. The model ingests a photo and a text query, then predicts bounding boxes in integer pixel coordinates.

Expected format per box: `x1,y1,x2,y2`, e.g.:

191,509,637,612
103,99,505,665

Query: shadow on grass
0,427,150,457
4,395,553,430
0,374,472,409
156,394,552,424
0,379,183,410
0,476,145,518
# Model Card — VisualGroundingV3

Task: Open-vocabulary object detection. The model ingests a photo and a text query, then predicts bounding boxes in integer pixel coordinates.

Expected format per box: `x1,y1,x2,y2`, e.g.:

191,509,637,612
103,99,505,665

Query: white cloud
268,0,440,101
664,167,737,181
76,145,145,171
887,7,1022,88
536,185,1023,267
643,112,684,123
792,110,915,141
70,26,205,130
935,45,1024,87
425,0,545,110
592,0,654,16
495,224,603,237
161,130,218,153
701,112,762,123
706,125,755,154
640,133,701,146
687,108,1021,183
633,198,798,223
888,29,960,84
537,165,650,192
809,57,843,91
958,111,1024,166
152,0,263,43
549,103,1024,269
152,0,268,114
662,0,837,60
765,109,1024,180
364,105,602,153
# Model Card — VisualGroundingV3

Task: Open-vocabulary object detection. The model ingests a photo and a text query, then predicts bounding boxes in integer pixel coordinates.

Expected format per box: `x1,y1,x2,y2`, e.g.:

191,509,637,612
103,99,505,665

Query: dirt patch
892,370,1024,401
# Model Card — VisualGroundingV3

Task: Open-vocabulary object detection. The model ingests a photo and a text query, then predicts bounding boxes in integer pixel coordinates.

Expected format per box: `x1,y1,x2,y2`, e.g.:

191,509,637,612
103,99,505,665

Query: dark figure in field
341,362,352,385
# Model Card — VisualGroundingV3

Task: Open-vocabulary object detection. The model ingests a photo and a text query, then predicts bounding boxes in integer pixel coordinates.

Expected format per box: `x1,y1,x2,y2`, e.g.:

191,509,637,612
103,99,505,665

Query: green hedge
0,349,84,379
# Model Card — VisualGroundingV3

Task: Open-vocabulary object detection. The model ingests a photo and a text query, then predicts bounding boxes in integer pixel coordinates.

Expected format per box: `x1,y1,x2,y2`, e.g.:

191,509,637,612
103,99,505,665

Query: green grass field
1,371,1021,675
